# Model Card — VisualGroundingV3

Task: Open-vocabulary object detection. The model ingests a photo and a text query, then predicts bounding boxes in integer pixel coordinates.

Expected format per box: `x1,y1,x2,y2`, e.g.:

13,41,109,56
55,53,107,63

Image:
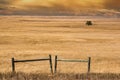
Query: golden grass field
0,16,120,74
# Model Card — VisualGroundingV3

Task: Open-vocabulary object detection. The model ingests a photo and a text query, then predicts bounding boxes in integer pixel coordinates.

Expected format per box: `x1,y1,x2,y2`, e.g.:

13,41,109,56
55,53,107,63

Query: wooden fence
11,55,53,74
11,55,91,74
54,55,91,73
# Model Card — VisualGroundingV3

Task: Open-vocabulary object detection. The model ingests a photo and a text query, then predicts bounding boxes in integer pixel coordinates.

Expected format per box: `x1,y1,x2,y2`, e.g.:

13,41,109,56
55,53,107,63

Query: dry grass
0,16,120,74
0,72,120,80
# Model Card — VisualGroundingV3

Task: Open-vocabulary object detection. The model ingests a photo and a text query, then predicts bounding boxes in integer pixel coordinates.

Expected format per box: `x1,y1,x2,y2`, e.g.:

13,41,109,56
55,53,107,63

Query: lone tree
86,21,93,26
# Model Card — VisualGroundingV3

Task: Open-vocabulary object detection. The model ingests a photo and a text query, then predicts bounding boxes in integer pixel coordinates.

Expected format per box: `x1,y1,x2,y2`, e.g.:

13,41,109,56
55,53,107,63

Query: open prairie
0,16,120,73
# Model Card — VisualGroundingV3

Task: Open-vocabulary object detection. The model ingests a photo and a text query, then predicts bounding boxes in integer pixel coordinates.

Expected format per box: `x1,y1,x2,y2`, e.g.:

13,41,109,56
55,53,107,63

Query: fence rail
55,56,91,73
11,55,53,74
13,58,50,62
57,59,88,62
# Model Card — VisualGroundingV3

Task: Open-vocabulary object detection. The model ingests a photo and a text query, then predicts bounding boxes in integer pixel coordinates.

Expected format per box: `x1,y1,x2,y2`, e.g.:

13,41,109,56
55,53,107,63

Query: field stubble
0,72,120,80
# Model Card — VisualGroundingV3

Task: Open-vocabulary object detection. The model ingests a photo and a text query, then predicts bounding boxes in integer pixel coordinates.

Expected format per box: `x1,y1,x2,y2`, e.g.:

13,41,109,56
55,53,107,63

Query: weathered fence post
49,55,53,74
54,55,58,73
12,58,15,72
88,57,91,73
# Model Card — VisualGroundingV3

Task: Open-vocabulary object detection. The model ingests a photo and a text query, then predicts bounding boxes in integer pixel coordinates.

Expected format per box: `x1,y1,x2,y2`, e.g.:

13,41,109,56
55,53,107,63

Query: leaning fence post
12,58,15,72
54,55,58,73
49,55,53,74
88,57,91,73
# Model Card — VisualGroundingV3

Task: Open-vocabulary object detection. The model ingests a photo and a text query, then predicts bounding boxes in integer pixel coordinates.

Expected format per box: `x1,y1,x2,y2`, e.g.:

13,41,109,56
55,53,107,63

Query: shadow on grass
0,72,120,80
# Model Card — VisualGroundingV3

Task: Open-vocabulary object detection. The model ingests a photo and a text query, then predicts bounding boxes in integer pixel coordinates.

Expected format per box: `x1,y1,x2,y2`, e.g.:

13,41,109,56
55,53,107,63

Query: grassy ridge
0,72,120,80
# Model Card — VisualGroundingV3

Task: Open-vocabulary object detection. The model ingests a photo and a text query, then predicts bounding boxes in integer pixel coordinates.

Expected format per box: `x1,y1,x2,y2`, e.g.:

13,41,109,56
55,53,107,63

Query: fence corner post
88,57,91,73
49,55,53,74
12,58,15,72
54,55,58,73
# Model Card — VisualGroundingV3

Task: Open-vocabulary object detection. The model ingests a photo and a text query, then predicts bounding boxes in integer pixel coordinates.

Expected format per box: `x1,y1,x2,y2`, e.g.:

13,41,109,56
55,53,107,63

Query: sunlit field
0,16,120,74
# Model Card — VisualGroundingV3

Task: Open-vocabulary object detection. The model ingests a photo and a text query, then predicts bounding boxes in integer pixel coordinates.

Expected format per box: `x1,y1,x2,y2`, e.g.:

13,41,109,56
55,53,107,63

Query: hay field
0,16,120,73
